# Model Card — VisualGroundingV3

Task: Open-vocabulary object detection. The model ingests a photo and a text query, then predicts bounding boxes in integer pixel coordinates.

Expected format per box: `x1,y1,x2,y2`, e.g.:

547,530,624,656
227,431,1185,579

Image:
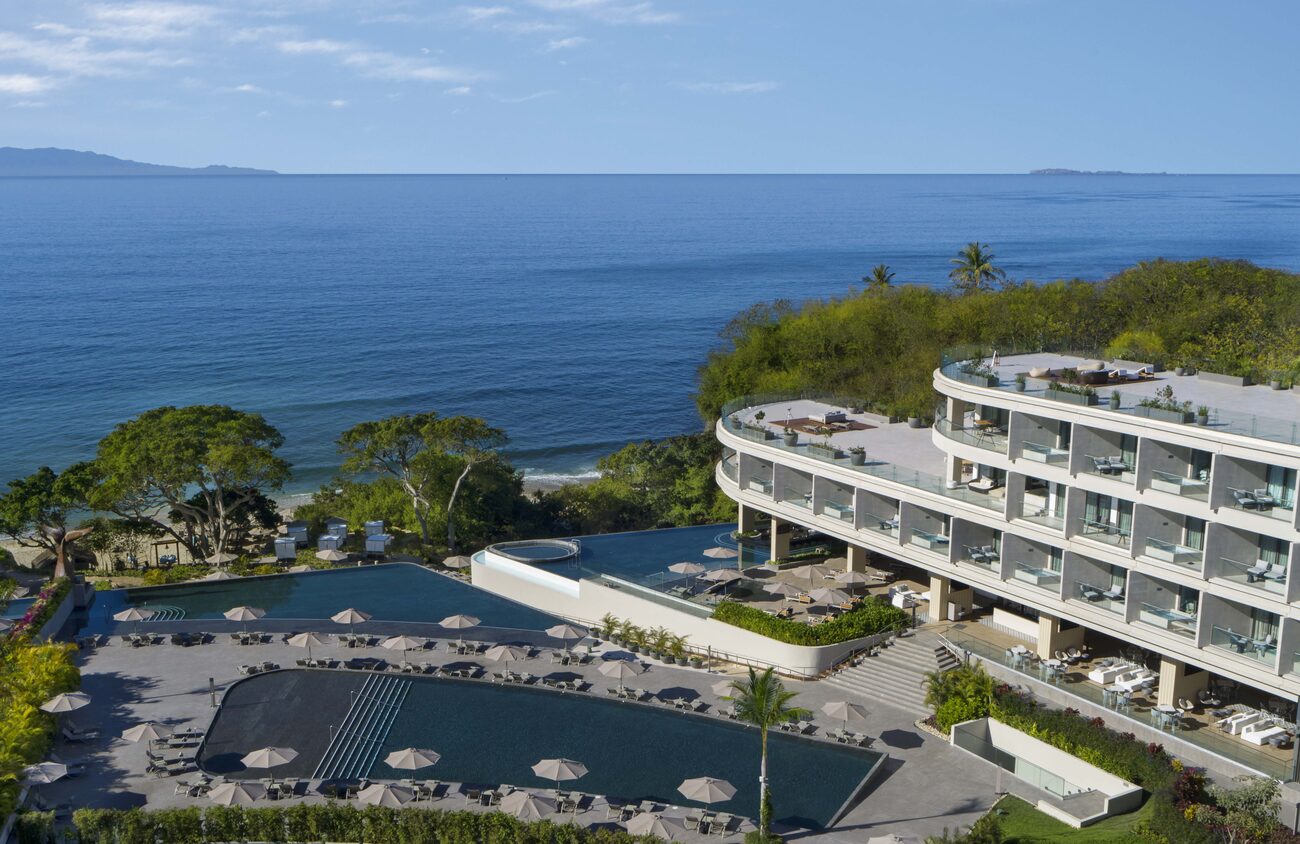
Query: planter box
806,443,842,461
738,425,773,442
1198,371,1252,387
1134,405,1193,424
953,370,1001,388
1045,387,1098,406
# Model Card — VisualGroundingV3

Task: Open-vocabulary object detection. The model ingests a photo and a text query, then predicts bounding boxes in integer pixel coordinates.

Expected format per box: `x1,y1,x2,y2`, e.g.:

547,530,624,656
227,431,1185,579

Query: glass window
1266,466,1297,508
1119,434,1138,468
1058,421,1072,449
1260,536,1288,566
1184,517,1206,551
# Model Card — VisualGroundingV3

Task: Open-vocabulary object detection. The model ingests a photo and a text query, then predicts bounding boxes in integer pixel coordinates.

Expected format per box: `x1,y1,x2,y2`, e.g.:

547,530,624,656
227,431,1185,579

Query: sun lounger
61,725,98,742
1218,711,1265,734
1241,721,1288,745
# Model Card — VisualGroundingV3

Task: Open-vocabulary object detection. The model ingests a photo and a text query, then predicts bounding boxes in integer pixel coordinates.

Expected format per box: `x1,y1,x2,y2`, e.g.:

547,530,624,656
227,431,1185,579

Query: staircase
312,673,412,781
821,628,954,715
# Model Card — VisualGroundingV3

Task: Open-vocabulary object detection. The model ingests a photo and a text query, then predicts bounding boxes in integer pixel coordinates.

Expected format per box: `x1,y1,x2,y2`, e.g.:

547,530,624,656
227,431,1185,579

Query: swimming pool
201,669,877,829
534,524,770,588
85,565,561,633
2,597,36,620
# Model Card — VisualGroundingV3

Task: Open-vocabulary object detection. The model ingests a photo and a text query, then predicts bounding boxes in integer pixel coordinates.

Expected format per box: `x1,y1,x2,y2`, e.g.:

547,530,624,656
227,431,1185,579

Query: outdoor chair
1233,490,1258,509
684,815,701,832
1090,456,1114,475
1253,489,1276,509
711,814,734,836
1108,456,1129,473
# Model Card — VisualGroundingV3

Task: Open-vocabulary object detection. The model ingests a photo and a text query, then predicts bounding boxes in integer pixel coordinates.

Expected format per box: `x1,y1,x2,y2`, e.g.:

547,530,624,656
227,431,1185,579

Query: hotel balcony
1148,469,1210,500
1074,426,1137,485
1214,456,1297,527
1021,441,1070,466
1138,440,1212,502
1137,603,1199,640
1140,537,1204,571
814,477,856,523
1130,573,1199,640
1204,525,1293,600
1205,598,1279,670
934,412,1009,455
1012,561,1062,594
1013,475,1067,531
1211,556,1288,597
1064,553,1127,616
1076,517,1132,550
1133,506,1206,574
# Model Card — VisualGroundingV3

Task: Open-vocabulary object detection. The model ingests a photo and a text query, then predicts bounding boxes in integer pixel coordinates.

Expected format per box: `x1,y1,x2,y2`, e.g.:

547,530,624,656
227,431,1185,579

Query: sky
1,0,1298,174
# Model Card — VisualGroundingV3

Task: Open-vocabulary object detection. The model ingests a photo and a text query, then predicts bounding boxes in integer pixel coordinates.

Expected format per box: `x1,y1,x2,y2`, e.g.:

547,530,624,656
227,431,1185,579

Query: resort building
716,352,1300,778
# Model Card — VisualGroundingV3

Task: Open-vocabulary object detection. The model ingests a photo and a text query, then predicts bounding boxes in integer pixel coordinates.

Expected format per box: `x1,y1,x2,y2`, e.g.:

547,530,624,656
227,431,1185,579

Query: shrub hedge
69,806,661,844
712,597,908,646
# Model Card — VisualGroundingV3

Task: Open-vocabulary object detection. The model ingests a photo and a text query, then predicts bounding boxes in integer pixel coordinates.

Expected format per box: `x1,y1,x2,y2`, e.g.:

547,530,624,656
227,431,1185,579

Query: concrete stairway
821,628,952,715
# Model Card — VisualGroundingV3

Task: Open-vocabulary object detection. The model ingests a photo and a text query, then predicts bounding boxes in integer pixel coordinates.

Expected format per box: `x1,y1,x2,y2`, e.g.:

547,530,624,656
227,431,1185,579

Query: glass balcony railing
1290,653,1300,678
1021,442,1069,464
1209,625,1278,667
1017,498,1065,530
959,544,1001,572
720,456,738,482
1226,486,1296,521
820,500,855,522
934,416,1009,454
1077,518,1131,548
745,475,773,495
718,408,1005,514
1081,454,1135,483
1141,537,1204,570
1148,469,1209,499
1011,561,1061,592
1070,580,1126,614
1213,557,1288,597
909,528,951,553
781,487,812,509
862,511,900,539
1136,603,1197,639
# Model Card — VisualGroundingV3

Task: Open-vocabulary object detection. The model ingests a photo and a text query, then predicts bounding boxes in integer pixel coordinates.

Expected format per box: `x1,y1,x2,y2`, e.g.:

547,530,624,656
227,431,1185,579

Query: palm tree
864,263,895,290
948,242,1006,293
728,667,810,838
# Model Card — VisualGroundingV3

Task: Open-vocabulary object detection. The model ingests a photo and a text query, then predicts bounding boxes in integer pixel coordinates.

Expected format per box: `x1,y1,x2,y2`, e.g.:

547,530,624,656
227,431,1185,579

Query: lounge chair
1246,562,1269,581
1090,456,1114,475
61,725,98,743
1242,721,1288,745
1233,490,1258,509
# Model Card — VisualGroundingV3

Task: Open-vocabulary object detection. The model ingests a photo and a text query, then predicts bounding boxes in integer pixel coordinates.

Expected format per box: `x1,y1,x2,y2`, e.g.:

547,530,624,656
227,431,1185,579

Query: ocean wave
522,469,602,487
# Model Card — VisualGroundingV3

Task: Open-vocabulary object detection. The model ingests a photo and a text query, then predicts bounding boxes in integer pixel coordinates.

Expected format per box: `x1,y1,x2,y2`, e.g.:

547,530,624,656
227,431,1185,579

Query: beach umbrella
385,748,441,770
208,782,266,806
205,552,237,566
703,546,738,560
443,555,473,569
598,659,643,692
835,570,871,585
501,790,556,820
531,757,588,791
822,701,869,733
668,561,706,576
545,623,585,653
701,568,743,583
763,581,803,599
121,722,173,743
484,644,530,667
381,635,426,663
241,746,298,770
202,570,239,581
224,605,266,633
357,782,414,808
316,549,348,563
287,564,313,573
677,776,736,807
112,606,155,635
807,587,852,605
286,631,329,662
40,692,90,714
802,564,836,580
627,814,684,840
331,607,371,636
440,614,480,647
22,762,68,785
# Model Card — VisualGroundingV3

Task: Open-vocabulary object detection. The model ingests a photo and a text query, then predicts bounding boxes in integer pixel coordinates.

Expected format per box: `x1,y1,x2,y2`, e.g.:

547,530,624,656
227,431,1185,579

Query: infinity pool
201,670,877,829
86,564,560,632
539,524,770,587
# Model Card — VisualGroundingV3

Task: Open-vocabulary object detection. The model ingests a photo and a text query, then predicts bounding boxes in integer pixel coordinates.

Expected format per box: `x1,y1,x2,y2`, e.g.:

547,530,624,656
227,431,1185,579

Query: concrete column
846,544,869,573
1036,613,1085,659
930,575,951,623
949,585,974,618
1156,657,1209,708
738,503,760,533
946,453,965,488
769,516,792,561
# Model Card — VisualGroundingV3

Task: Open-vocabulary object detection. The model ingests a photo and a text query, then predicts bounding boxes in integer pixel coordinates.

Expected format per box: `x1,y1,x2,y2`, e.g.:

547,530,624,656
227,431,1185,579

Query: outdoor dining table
1153,705,1184,731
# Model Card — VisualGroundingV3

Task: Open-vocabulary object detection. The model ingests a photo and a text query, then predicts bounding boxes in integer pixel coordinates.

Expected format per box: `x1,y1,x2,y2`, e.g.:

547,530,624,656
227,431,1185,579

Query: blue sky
1,1,1297,173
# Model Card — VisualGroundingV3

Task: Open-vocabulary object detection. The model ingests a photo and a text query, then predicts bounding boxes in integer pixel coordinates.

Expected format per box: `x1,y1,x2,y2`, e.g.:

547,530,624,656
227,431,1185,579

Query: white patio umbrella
763,581,803,599
677,776,736,807
205,552,238,566
241,746,299,770
442,555,473,569
121,722,173,743
501,790,556,820
286,631,330,662
807,587,853,605
223,605,266,633
627,813,684,840
668,561,706,588
331,608,371,636
112,606,155,635
286,564,313,573
484,643,530,667
546,623,585,654
701,568,743,584
208,782,266,806
822,701,869,732
357,782,414,807
802,564,836,580
22,762,68,785
598,659,643,692
531,757,588,791
384,747,441,770
40,692,90,714
439,614,480,646
381,635,426,663
202,570,239,581
316,549,348,563
835,570,872,586
702,546,738,560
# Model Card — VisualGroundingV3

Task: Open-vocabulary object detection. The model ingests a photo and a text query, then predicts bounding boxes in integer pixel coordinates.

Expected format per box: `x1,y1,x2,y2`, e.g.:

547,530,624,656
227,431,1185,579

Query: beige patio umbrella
40,692,91,714
702,546,738,560
384,748,441,770
668,561,706,576
287,564,313,573
440,614,480,647
835,570,872,586
824,556,849,568
803,564,836,580
807,587,853,605
203,570,239,581
484,644,530,669
205,552,238,566
286,631,330,662
701,568,743,584
208,781,267,806
822,701,869,733
763,581,803,599
598,659,643,692
113,606,155,635
331,607,372,636
627,813,685,840
381,635,427,663
316,549,348,563
501,790,556,820
711,679,737,697
357,782,414,807
224,605,266,633
443,555,473,569
531,757,588,792
677,776,736,807
241,746,299,770
545,623,585,653
22,762,68,785
122,722,173,743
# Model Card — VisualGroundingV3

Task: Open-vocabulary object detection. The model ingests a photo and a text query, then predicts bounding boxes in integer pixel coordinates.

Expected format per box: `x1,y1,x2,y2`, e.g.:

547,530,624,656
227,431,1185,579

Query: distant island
1029,168,1168,175
0,147,277,177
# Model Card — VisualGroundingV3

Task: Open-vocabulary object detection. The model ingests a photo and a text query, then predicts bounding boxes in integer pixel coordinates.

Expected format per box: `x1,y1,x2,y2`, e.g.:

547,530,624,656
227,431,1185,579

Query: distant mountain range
1030,168,1168,175
0,147,277,176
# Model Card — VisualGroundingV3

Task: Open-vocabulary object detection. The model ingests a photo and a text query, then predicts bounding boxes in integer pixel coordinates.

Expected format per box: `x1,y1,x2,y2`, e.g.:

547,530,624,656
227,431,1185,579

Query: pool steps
139,605,186,621
312,673,412,780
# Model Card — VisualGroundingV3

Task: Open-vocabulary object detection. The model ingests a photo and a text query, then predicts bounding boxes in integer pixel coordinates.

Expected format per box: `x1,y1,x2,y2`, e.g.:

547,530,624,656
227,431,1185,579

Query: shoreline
273,470,600,516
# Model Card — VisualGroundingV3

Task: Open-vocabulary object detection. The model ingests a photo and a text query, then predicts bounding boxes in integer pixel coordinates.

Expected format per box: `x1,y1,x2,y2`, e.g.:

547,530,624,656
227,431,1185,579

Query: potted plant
1108,389,1121,410
1196,404,1210,426
849,446,867,466
754,410,766,422
782,428,799,446
668,635,687,665
599,613,618,642
616,619,637,647
648,626,671,661
1014,372,1027,392
907,416,923,428
1174,366,1186,376
689,655,705,669
1270,375,1285,391
624,624,646,654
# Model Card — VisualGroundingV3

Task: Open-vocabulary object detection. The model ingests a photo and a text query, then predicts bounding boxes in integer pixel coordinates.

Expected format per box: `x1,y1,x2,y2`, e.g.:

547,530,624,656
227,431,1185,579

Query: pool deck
42,626,1017,841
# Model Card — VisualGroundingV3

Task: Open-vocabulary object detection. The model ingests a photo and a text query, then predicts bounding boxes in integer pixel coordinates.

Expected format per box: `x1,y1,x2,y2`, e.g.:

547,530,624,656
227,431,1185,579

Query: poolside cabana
318,534,344,552
365,533,393,556
283,520,309,546
324,518,348,540
274,536,298,562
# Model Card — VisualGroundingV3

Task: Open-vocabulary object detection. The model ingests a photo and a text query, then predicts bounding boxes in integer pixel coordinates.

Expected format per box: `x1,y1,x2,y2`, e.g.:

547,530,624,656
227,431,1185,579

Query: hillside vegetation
695,259,1300,421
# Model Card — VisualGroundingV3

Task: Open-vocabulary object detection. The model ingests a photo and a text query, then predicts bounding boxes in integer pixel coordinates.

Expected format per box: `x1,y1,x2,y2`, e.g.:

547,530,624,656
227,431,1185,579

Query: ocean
3,174,1300,493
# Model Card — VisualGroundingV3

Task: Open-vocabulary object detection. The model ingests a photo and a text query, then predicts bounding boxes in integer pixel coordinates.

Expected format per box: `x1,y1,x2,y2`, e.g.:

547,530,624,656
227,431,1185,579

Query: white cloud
0,30,185,77
528,0,678,25
35,2,218,42
0,73,56,95
444,85,472,96
491,89,555,103
277,38,351,55
231,82,263,93
545,36,587,51
683,80,778,94
458,5,511,23
279,38,478,83
328,98,347,107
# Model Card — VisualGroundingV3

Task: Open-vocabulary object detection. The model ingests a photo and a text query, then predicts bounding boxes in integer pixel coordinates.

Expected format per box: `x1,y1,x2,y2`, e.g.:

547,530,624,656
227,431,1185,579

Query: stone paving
36,623,1025,841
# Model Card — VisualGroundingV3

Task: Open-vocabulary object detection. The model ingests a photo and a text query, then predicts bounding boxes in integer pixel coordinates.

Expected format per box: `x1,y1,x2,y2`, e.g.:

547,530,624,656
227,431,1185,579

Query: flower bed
4,578,71,643
713,598,908,646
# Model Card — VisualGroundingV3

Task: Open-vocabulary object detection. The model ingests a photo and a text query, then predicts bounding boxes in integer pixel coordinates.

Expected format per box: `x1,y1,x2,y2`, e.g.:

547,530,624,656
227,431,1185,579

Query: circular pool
487,538,581,564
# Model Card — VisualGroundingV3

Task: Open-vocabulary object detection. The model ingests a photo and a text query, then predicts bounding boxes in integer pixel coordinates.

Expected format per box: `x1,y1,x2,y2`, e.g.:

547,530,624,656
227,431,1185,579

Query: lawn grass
992,795,1153,843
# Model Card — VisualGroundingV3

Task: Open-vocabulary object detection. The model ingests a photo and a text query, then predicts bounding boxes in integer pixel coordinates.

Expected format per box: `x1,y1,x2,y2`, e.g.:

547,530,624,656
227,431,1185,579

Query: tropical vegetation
713,597,908,646
949,242,1007,293
726,667,809,842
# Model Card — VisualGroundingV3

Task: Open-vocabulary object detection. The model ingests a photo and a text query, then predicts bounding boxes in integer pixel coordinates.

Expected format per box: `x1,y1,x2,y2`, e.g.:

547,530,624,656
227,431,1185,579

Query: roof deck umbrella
702,547,739,569
439,614,480,648
330,608,371,637
208,781,267,806
668,561,706,590
484,643,530,675
205,552,238,567
286,564,313,573
763,581,803,599
821,701,869,733
501,790,556,820
597,658,643,693
384,748,441,771
40,692,91,714
700,567,744,597
381,635,427,665
112,606,155,636
803,564,836,581
545,623,585,654
531,757,588,794
824,556,849,569
286,631,330,662
806,587,852,605
834,570,871,585
121,722,173,743
224,605,266,634
677,776,736,809
357,782,414,807
241,746,298,786
627,813,685,840
22,762,68,786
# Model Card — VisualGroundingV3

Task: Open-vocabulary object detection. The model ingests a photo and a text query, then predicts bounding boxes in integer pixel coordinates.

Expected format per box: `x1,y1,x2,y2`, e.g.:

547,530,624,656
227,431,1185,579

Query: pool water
542,524,769,587
86,564,560,632
2,597,36,620
204,670,876,829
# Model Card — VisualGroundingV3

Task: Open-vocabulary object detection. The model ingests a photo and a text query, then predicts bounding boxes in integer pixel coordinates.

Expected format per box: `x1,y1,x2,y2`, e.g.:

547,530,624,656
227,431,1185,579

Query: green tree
727,667,810,838
1192,775,1282,844
0,464,97,579
948,242,1007,293
424,416,508,553
89,406,290,560
864,263,895,289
